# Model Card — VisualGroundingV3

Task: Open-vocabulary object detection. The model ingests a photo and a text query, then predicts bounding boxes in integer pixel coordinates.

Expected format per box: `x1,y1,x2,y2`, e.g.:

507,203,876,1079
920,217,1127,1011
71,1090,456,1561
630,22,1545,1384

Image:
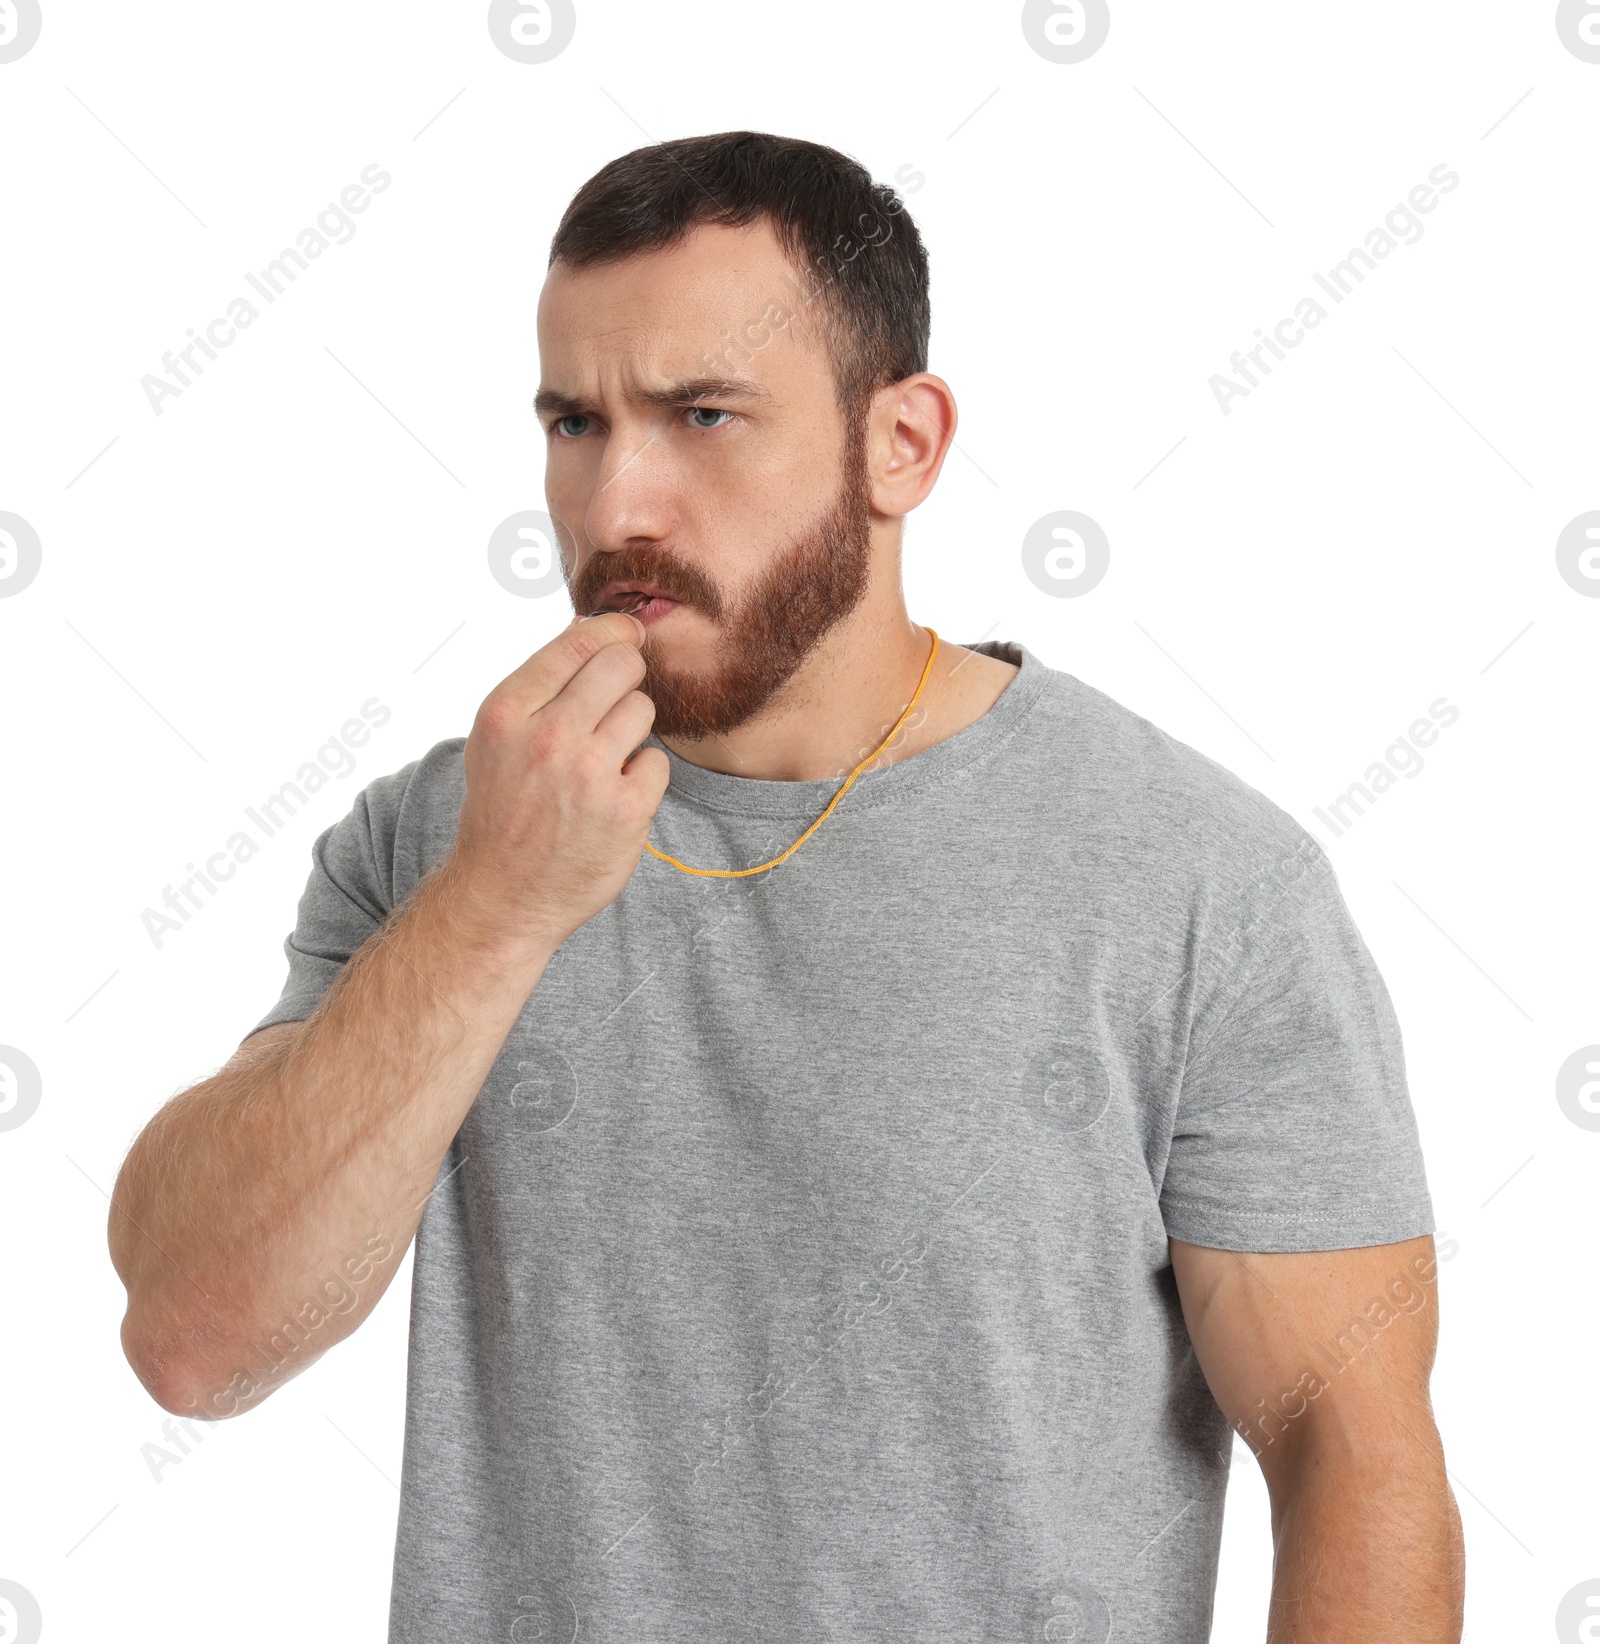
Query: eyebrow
533,376,775,416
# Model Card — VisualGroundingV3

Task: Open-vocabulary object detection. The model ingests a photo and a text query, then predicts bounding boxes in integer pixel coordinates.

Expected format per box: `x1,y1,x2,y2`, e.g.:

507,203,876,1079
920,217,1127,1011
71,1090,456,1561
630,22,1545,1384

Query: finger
493,611,646,714
591,687,657,765
574,609,648,646
549,638,652,737
620,743,671,798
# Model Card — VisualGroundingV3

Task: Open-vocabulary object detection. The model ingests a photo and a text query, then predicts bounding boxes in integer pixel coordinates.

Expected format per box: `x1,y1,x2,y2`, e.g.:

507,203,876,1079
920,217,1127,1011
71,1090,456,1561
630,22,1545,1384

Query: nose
582,417,676,554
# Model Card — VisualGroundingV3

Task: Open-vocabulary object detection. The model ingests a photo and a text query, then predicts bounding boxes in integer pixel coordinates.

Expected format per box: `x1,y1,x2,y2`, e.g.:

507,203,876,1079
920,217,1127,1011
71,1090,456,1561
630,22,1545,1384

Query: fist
446,612,671,953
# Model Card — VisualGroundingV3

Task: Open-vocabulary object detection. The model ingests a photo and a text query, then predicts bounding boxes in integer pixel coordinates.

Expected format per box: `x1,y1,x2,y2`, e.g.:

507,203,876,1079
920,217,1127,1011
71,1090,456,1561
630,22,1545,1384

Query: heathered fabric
250,640,1434,1643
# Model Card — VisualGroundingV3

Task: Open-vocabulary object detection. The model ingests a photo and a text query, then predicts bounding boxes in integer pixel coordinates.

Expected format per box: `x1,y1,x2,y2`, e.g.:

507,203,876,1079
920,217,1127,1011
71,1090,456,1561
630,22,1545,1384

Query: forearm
111,857,551,1416
1266,1426,1464,1643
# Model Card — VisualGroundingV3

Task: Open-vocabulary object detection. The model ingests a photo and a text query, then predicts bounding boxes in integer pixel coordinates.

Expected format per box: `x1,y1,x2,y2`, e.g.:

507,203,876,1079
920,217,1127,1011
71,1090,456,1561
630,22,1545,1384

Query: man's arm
1170,1235,1464,1644
109,611,667,1420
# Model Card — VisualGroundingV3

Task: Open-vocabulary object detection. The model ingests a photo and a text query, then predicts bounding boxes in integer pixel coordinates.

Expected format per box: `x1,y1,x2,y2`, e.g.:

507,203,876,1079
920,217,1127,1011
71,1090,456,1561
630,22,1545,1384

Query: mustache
567,544,727,621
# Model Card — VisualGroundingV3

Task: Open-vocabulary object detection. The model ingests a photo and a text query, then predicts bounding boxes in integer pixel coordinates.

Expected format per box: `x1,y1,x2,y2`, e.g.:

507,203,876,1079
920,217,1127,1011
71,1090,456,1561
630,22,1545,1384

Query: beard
565,412,875,741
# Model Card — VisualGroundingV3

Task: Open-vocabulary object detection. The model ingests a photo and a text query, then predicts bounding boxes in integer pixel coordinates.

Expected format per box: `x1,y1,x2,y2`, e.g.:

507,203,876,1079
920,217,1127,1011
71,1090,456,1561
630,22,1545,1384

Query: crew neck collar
643,639,1056,819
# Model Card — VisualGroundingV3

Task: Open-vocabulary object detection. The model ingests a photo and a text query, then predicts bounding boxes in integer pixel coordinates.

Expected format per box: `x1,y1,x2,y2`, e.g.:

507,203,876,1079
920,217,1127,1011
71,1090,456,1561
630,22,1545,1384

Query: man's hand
1171,1236,1464,1643
445,610,671,955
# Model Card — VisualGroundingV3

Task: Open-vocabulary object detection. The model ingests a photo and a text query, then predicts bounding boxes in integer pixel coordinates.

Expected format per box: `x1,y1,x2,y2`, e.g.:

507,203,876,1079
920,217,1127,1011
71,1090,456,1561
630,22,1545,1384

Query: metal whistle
586,593,650,618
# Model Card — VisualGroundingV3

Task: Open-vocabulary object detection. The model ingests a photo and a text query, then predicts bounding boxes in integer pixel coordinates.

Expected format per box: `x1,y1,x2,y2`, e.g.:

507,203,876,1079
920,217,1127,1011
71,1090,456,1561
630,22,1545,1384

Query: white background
1,2,1596,1639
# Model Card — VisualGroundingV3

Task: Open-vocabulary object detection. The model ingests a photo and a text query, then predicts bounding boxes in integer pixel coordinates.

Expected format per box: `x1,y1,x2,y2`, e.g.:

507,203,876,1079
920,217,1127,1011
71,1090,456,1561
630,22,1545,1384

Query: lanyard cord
644,627,942,879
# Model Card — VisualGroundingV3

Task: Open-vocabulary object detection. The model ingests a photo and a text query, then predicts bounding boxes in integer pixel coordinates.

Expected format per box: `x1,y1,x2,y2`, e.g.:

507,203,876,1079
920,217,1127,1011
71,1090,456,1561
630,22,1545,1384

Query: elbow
119,1310,263,1422
120,1311,204,1418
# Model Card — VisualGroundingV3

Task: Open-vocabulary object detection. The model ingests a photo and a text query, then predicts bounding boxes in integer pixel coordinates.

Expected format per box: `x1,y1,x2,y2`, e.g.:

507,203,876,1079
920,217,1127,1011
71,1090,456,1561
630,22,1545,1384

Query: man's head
536,131,945,740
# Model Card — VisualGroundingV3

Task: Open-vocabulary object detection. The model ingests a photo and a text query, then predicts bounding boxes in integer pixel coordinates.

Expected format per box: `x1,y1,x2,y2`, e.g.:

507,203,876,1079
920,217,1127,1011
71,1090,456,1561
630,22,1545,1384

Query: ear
867,374,958,519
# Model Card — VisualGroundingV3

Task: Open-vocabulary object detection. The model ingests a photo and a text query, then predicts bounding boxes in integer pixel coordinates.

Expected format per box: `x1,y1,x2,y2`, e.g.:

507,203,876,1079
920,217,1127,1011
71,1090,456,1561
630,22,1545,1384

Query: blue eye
687,407,731,429
554,414,591,438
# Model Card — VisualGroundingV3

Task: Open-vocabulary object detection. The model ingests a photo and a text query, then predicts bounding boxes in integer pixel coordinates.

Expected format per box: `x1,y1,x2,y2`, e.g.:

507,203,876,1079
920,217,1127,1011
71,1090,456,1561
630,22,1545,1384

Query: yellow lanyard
645,627,941,879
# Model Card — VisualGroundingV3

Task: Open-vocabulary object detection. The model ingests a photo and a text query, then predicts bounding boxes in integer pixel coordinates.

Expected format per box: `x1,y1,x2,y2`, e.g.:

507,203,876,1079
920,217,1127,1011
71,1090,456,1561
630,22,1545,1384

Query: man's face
536,220,875,740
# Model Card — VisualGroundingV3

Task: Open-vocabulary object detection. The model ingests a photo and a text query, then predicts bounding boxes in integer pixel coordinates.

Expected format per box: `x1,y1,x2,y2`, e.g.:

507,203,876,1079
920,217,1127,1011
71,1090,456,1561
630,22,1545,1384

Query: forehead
537,218,825,387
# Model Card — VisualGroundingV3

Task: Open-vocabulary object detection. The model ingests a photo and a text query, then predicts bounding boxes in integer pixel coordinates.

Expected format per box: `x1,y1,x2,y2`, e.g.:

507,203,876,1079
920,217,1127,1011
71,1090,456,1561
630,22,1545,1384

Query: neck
655,571,1017,783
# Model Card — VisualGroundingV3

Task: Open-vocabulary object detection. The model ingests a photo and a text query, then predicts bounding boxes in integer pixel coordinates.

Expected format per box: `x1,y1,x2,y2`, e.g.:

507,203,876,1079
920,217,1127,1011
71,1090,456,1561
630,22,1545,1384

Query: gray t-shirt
250,640,1433,1643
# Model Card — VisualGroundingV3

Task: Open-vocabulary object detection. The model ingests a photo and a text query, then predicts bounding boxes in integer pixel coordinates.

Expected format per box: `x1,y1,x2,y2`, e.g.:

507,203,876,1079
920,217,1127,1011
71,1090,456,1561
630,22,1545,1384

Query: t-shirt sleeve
1158,835,1435,1253
244,765,414,1043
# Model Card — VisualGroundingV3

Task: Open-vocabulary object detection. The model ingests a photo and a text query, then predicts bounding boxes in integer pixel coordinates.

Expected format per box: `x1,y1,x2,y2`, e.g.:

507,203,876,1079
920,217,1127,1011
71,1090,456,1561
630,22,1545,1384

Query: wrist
417,857,561,993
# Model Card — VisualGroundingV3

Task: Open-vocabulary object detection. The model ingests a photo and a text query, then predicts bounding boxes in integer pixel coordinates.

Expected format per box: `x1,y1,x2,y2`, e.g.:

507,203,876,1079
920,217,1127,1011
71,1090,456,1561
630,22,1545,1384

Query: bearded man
109,132,1462,1643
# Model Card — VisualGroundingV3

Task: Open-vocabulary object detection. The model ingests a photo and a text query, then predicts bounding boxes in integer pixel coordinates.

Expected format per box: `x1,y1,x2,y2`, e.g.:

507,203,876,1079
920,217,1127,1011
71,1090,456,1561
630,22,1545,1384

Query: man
110,132,1463,1641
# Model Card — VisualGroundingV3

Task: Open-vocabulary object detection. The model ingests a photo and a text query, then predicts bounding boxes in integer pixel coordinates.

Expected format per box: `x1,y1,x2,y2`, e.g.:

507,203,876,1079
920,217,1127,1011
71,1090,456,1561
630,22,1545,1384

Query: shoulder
1022,660,1367,1039
1023,654,1327,900
354,735,465,823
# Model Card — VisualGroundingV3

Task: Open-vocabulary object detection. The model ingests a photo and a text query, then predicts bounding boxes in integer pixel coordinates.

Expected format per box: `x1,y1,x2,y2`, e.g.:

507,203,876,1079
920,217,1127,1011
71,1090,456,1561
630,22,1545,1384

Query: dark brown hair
548,131,929,414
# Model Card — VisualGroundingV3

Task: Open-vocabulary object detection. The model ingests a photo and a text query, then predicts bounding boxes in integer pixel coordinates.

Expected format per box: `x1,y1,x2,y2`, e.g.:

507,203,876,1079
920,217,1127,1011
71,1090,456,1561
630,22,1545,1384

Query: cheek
544,443,598,508
724,437,841,524
692,471,815,577
546,464,619,570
